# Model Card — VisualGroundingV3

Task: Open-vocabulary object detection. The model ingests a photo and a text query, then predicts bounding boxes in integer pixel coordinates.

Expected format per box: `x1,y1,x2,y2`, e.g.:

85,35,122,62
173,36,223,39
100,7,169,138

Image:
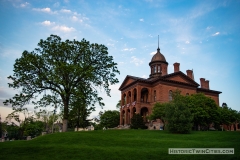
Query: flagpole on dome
157,35,160,52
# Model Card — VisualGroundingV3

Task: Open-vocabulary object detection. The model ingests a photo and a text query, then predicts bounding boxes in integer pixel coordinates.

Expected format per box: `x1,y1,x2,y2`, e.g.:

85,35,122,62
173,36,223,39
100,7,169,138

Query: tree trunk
62,119,68,132
62,97,69,132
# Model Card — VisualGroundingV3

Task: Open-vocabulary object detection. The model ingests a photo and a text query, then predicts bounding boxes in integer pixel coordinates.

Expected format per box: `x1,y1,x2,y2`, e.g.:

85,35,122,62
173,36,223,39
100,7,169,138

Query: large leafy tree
99,110,120,128
186,93,219,130
4,35,120,132
164,91,193,133
149,102,166,123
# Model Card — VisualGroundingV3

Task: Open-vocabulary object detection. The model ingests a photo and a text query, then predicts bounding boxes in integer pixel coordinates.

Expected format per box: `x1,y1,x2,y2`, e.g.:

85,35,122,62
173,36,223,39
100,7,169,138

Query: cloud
122,48,136,51
206,26,212,30
60,9,71,13
33,7,56,14
40,20,55,26
70,12,89,24
185,41,190,44
139,18,144,22
150,51,156,55
130,56,144,66
142,75,147,78
52,25,75,32
107,43,114,47
212,32,220,36
71,16,79,21
39,20,75,33
20,2,30,8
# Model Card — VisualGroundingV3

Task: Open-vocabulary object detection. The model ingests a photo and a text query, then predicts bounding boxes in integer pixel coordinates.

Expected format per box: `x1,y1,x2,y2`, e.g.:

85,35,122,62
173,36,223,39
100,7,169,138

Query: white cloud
150,51,156,55
212,32,220,36
39,21,74,33
60,9,71,13
20,2,30,8
185,41,190,44
122,48,136,51
142,75,147,78
33,7,56,14
70,14,89,23
139,18,144,22
41,20,55,26
130,56,144,66
71,16,79,21
52,25,75,32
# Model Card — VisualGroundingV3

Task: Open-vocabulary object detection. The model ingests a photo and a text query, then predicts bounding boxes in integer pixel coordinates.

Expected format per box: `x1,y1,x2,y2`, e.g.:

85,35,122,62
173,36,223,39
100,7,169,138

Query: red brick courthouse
119,45,222,128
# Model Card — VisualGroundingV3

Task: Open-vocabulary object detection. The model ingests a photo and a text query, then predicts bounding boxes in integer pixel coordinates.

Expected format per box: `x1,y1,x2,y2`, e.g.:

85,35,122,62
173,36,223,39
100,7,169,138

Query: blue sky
0,0,240,121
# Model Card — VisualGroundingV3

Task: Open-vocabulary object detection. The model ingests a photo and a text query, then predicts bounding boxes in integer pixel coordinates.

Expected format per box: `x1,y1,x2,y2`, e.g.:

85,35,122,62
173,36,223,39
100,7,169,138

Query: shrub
130,114,146,129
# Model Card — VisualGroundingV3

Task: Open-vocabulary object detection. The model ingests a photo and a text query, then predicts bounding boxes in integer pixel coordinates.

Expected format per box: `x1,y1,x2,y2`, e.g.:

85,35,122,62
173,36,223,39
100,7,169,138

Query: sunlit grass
0,130,239,160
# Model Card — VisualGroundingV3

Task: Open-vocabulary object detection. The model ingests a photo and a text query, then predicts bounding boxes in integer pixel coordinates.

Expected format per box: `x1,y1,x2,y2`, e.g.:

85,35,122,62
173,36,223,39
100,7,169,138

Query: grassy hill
0,130,239,160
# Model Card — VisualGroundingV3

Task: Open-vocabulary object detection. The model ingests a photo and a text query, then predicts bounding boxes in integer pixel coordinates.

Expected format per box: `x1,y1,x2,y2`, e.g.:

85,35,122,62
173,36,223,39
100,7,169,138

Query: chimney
173,62,180,72
205,80,209,89
200,78,205,89
186,70,193,79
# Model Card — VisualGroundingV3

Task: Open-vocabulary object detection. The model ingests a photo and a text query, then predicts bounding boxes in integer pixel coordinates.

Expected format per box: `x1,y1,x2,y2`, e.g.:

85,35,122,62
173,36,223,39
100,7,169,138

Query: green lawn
0,130,239,160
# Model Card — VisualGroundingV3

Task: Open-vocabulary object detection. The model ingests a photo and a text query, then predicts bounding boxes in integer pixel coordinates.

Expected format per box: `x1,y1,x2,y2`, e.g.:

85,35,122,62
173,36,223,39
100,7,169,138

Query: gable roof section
119,72,199,91
197,88,222,94
119,75,138,91
160,71,199,87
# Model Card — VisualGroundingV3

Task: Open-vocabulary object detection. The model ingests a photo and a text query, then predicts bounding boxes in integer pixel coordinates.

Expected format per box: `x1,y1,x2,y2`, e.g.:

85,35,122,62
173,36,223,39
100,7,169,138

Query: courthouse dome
151,48,166,62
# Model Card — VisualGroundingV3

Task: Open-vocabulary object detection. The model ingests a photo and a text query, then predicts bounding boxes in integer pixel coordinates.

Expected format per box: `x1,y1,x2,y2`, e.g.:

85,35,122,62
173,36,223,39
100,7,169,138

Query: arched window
154,90,156,102
124,95,126,105
169,90,172,101
133,89,137,101
158,65,160,73
154,66,156,73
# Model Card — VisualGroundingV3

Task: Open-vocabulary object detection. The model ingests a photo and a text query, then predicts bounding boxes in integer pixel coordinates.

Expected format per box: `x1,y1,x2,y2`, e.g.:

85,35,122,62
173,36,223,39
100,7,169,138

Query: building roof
119,71,200,91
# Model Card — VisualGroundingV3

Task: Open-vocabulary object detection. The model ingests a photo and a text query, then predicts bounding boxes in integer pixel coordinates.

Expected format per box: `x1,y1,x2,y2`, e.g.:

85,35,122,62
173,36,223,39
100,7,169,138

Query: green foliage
4,124,20,140
35,109,59,133
4,35,120,131
100,110,120,128
130,114,146,129
186,93,219,130
165,101,193,134
116,100,121,109
24,121,44,137
218,106,239,130
149,102,166,122
68,103,93,129
149,91,228,133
